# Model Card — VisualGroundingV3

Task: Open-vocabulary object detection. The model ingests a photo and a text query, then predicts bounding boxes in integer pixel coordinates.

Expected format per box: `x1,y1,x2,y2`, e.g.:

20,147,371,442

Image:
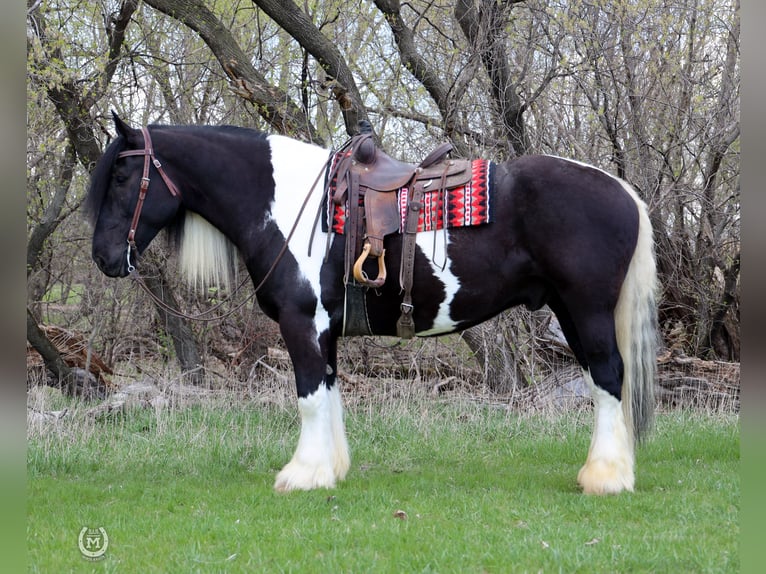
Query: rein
118,126,334,323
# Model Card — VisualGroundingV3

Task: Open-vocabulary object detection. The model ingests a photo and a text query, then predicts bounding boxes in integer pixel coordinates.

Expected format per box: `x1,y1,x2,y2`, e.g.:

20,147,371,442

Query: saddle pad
324,159,494,234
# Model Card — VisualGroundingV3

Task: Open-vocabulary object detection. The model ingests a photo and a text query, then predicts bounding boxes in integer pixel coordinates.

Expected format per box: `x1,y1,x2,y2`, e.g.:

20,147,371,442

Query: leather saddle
328,123,473,337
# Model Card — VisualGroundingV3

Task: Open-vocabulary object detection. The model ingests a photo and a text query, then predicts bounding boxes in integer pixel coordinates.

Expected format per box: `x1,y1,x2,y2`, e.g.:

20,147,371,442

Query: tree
26,0,740,396
27,0,208,391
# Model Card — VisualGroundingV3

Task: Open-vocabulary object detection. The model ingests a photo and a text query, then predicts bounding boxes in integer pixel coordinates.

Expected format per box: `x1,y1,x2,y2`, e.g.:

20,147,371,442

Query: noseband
117,127,181,272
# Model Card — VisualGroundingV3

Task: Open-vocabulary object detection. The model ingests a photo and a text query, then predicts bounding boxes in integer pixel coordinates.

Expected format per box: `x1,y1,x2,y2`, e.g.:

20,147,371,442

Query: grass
42,283,85,306
27,388,739,573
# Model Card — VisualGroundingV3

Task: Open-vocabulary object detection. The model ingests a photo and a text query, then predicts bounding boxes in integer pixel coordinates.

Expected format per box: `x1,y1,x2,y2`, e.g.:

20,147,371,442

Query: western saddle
328,122,473,338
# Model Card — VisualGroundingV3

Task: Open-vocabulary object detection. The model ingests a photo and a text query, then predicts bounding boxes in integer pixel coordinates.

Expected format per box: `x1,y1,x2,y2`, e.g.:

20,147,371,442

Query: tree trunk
27,307,71,383
139,258,206,386
27,308,105,399
27,142,78,316
251,0,369,137
461,321,522,394
372,0,468,153
461,309,550,393
455,0,530,156
144,0,321,142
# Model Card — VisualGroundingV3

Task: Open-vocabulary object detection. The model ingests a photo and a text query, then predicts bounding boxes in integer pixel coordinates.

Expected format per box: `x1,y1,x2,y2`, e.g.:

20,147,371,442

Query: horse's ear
111,111,138,140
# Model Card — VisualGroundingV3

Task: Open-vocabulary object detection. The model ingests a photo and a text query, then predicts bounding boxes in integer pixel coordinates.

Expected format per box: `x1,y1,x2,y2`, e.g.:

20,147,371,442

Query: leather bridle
110,125,334,323
117,127,181,272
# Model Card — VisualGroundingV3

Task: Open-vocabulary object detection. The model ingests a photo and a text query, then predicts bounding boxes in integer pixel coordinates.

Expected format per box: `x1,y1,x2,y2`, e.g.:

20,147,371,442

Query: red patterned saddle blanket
324,159,494,235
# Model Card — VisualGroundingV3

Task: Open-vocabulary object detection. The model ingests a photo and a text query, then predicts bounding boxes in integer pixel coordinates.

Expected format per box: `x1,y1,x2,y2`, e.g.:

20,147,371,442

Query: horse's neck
169,131,329,226
157,130,263,229
175,132,331,279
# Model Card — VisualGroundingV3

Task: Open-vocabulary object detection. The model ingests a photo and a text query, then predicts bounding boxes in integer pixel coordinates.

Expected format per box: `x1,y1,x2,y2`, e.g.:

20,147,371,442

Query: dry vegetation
27,305,740,427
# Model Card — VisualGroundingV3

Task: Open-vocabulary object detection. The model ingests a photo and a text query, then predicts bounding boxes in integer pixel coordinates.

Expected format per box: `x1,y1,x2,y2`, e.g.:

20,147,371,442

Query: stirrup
352,242,387,288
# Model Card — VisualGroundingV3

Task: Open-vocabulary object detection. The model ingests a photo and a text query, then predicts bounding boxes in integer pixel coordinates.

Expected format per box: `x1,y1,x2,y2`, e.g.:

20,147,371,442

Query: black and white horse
86,115,657,494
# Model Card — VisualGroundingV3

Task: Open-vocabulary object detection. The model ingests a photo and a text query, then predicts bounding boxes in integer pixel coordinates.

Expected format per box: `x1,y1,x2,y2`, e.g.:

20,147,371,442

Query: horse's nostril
92,253,106,271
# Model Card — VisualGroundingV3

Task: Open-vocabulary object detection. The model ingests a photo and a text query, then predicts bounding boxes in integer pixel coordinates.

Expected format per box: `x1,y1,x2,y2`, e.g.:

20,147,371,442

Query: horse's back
500,155,639,233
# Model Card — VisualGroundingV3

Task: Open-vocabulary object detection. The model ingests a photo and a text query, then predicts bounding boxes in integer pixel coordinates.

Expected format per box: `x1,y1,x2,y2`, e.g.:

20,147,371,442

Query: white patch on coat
415,228,461,335
267,135,333,335
272,382,350,492
274,383,336,491
577,375,635,494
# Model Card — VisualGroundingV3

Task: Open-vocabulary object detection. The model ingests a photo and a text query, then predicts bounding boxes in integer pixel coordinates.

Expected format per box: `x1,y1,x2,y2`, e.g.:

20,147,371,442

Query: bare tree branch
144,0,321,142
454,0,529,156
28,0,211,383
372,0,469,155
251,0,368,136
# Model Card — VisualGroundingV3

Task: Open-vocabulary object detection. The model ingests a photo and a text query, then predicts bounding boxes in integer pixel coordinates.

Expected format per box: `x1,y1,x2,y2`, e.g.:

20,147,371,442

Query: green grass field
27,390,738,573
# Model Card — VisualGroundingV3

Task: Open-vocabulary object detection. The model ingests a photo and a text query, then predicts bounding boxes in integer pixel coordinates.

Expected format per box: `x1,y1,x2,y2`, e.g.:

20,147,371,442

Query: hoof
577,457,634,495
274,460,336,492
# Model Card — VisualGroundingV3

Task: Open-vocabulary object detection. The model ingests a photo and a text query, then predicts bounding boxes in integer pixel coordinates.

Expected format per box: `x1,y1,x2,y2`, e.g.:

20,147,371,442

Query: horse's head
86,113,182,277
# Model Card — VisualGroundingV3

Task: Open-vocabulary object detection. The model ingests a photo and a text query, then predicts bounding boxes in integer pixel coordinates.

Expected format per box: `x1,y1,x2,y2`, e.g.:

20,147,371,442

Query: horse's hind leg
550,296,634,494
578,375,635,495
274,323,350,492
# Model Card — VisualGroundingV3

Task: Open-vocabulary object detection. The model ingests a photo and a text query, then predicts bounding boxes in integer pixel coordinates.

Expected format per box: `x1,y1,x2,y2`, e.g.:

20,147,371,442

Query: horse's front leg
274,321,350,492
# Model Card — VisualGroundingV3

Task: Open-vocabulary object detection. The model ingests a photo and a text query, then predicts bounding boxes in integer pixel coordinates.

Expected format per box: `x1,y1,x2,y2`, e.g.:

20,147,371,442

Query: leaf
393,509,408,520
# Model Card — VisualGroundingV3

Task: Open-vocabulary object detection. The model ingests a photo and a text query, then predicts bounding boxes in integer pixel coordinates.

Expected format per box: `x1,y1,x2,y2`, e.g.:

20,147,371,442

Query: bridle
113,125,335,323
117,126,181,273
114,126,249,322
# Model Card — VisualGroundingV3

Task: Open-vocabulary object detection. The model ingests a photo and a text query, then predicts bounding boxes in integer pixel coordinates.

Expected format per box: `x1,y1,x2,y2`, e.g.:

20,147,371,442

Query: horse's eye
113,168,129,185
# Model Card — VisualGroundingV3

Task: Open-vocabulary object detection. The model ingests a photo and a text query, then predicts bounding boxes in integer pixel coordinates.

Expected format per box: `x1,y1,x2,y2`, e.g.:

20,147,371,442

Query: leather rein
117,126,330,323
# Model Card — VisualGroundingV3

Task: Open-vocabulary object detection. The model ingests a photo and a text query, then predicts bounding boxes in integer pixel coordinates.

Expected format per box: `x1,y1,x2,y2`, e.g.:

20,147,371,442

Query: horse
86,114,658,495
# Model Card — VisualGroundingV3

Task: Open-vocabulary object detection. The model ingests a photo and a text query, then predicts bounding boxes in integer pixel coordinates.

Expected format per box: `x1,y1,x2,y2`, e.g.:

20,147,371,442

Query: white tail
178,212,238,293
614,182,659,443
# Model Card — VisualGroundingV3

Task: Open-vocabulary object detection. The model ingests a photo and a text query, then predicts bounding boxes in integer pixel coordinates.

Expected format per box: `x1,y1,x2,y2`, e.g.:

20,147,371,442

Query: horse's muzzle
92,248,131,278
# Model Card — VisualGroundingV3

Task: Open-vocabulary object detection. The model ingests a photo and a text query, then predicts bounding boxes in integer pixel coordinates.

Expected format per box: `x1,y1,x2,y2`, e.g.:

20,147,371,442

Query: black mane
84,135,127,224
